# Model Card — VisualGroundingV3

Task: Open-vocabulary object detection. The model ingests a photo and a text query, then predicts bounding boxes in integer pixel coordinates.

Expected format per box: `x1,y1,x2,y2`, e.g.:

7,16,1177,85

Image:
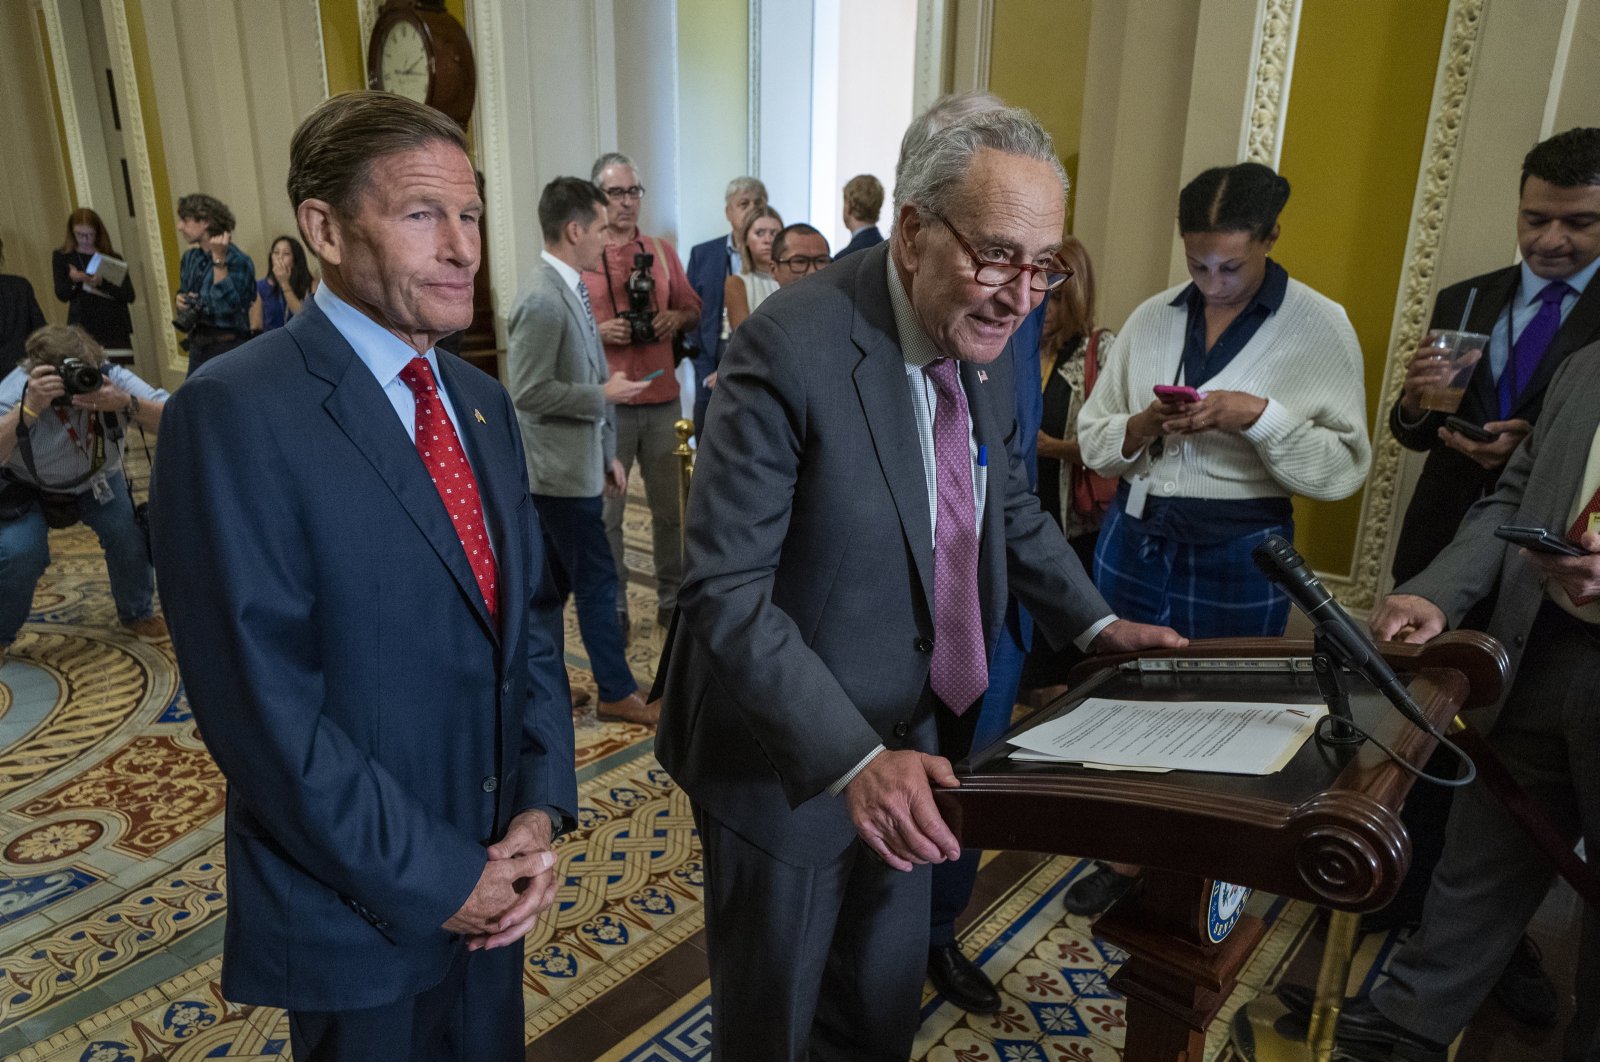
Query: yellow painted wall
676,0,749,245
988,0,1091,231
1275,0,1449,574
320,0,367,96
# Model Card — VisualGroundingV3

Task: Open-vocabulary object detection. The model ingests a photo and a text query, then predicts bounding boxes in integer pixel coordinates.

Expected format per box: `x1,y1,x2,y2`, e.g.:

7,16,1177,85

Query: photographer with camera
0,324,168,656
174,193,256,375
581,153,701,636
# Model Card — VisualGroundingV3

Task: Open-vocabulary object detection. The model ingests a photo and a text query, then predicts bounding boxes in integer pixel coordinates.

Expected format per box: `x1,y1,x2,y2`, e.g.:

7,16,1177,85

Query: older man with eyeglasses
580,153,702,639
655,108,1184,1060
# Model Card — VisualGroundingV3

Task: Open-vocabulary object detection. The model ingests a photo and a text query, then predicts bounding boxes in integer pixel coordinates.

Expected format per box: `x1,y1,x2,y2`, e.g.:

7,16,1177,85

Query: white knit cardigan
1077,278,1371,503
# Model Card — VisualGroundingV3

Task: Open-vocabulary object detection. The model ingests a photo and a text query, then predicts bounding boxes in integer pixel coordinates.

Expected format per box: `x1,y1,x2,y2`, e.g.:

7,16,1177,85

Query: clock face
379,20,430,103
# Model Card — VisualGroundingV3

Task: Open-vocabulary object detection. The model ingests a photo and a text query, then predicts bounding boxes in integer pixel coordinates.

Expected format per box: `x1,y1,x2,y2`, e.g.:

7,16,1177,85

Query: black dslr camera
620,253,657,344
54,357,104,406
172,299,202,334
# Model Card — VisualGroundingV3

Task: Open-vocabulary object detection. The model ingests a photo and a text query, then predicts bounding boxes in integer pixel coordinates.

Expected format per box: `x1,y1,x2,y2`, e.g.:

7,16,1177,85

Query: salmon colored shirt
581,234,701,406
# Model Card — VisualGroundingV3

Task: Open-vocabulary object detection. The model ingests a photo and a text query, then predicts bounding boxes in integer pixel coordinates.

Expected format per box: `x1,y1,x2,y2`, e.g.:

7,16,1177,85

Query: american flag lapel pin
474,408,486,424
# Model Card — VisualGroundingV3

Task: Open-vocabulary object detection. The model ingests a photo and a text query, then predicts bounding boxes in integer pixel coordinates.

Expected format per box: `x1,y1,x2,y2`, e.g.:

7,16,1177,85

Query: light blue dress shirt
1486,256,1600,381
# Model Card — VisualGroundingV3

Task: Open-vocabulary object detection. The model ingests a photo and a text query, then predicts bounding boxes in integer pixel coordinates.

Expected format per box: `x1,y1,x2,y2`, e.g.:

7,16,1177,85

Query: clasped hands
442,808,561,950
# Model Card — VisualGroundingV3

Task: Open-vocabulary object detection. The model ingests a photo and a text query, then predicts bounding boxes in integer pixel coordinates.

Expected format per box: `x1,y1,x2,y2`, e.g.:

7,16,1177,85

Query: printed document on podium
1009,697,1325,775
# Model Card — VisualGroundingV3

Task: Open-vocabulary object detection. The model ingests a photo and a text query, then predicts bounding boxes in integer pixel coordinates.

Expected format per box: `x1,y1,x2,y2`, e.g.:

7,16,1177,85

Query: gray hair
591,152,640,185
893,107,1067,223
895,90,1006,181
724,176,768,203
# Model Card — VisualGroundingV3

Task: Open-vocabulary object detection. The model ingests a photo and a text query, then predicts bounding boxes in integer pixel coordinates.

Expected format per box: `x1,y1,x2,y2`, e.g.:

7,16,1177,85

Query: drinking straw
1458,289,1477,333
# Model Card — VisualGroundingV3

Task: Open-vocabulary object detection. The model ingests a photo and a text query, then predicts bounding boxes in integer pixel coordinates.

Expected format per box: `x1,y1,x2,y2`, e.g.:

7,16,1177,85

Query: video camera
620,252,657,345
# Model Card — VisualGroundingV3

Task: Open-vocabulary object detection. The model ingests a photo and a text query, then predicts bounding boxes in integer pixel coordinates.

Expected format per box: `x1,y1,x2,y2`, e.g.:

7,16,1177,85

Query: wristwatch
124,395,141,417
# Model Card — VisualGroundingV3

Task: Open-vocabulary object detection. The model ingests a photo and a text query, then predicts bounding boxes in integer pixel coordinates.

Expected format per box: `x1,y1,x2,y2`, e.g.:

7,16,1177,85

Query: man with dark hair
1374,126,1600,1026
174,192,255,374
771,223,831,288
836,174,885,258
686,176,769,431
151,92,576,1061
507,178,655,725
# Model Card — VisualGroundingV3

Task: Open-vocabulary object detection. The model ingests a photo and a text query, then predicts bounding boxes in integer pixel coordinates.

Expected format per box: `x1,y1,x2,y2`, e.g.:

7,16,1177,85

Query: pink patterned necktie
398,357,499,625
925,358,987,714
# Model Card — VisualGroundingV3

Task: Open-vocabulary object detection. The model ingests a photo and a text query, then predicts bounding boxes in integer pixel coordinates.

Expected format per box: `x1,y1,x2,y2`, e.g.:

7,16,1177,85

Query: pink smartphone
1153,384,1204,404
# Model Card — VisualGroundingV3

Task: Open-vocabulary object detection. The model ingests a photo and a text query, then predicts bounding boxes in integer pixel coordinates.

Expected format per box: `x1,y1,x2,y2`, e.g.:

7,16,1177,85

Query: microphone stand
1309,633,1362,747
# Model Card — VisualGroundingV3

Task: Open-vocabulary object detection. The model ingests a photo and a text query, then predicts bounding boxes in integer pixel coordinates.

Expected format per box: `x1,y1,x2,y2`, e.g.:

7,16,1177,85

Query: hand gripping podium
933,633,1508,1062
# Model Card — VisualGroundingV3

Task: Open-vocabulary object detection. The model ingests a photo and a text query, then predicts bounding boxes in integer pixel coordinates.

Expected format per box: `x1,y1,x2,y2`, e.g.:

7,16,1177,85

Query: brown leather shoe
597,692,658,726
121,615,169,641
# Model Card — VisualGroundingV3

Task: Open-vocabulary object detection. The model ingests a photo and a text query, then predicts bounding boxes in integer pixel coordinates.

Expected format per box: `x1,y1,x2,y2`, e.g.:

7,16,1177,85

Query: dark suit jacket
1390,267,1600,586
685,235,733,370
0,274,46,374
656,243,1109,865
1401,341,1600,731
150,296,577,1010
835,225,884,259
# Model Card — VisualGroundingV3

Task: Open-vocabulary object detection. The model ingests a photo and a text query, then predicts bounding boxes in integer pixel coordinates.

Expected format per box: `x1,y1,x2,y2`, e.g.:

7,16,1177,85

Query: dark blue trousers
929,606,1029,947
532,493,637,702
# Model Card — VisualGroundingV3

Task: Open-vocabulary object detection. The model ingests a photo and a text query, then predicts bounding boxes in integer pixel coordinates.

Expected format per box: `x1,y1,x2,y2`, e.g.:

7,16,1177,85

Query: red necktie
398,357,498,624
1567,482,1600,606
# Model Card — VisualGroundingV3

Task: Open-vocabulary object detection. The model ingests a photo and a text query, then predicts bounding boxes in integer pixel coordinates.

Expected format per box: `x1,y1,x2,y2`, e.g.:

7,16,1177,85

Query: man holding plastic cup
1380,126,1600,1028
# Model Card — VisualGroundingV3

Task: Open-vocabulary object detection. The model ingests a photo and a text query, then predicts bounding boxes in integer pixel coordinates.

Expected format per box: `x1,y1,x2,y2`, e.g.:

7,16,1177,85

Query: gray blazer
1401,339,1600,730
505,259,615,497
656,242,1112,865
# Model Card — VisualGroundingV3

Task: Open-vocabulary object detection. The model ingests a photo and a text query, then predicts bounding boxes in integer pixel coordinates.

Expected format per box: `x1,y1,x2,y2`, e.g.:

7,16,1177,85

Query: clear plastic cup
1417,330,1489,414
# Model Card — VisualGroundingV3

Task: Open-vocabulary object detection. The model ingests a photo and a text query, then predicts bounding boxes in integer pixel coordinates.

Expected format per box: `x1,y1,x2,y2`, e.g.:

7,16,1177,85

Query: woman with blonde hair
721,205,784,335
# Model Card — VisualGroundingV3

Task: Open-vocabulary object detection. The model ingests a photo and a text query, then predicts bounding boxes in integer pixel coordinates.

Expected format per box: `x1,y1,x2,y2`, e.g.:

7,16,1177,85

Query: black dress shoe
1273,991,1447,1061
1062,862,1138,916
1493,934,1559,1028
927,944,1000,1014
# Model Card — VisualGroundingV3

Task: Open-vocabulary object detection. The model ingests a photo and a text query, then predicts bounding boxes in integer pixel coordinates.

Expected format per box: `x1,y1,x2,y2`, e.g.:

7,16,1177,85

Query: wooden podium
933,633,1507,1062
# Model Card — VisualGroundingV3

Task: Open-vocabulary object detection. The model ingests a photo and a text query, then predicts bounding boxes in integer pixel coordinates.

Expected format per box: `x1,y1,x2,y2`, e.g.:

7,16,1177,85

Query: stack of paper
1009,697,1325,775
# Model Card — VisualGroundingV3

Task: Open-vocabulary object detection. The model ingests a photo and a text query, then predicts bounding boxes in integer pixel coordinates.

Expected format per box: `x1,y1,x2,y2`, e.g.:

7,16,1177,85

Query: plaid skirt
1092,498,1292,640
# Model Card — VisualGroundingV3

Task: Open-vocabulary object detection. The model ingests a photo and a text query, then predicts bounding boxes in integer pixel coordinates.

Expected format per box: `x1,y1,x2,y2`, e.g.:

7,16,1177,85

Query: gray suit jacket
1401,340,1600,731
506,260,615,497
656,242,1112,865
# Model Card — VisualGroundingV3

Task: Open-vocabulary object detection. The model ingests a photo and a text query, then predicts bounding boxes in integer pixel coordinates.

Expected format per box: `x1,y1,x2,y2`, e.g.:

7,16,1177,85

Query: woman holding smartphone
1077,162,1370,640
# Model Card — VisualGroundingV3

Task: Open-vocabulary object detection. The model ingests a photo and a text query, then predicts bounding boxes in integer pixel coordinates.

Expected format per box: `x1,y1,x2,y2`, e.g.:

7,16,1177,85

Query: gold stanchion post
673,419,695,564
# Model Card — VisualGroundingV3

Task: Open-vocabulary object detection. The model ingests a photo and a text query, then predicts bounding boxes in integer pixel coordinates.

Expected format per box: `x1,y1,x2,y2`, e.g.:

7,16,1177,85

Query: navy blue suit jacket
150,297,576,1010
686,235,733,372
834,225,884,260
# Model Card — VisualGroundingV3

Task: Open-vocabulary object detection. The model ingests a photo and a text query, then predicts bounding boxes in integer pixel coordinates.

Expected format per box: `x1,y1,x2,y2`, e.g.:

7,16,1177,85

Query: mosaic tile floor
3,472,1360,1062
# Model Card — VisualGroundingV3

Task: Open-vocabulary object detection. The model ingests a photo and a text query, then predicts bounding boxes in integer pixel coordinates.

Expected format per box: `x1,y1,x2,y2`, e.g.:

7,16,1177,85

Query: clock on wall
367,0,476,126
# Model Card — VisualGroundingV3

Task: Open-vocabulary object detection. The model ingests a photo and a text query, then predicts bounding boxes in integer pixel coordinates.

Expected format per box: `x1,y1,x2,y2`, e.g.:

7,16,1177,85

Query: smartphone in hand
1153,385,1204,404
1443,416,1500,443
639,369,665,382
1494,525,1586,557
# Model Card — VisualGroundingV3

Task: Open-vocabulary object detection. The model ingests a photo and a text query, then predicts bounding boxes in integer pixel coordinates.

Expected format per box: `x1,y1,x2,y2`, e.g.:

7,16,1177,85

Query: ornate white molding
912,0,949,117
747,0,760,173
308,0,330,99
472,0,514,350
1244,0,1300,167
1325,0,1486,610
104,0,182,380
358,0,380,84
970,0,992,90
37,0,93,208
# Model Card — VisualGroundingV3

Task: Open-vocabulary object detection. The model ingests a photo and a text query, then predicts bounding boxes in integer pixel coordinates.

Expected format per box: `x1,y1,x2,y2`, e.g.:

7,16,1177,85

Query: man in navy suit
151,92,577,1062
835,174,885,259
685,176,767,432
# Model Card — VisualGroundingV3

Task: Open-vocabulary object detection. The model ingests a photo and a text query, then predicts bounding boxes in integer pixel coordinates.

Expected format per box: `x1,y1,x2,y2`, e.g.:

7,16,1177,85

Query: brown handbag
1069,329,1120,518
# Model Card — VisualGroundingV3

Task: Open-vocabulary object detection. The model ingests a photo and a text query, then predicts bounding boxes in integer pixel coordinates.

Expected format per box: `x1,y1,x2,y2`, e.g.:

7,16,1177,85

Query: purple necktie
926,358,987,715
1498,280,1572,417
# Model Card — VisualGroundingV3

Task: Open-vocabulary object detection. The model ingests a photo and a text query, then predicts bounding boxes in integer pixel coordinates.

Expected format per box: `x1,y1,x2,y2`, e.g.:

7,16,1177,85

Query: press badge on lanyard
1126,475,1151,519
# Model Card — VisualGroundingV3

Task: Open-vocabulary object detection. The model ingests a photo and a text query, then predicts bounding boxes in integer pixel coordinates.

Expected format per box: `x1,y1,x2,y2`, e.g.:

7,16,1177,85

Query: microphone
1250,534,1432,732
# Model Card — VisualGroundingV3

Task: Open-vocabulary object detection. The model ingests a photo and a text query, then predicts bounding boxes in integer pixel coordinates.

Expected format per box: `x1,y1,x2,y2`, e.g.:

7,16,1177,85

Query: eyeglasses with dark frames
928,211,1073,292
776,254,831,273
602,185,647,202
